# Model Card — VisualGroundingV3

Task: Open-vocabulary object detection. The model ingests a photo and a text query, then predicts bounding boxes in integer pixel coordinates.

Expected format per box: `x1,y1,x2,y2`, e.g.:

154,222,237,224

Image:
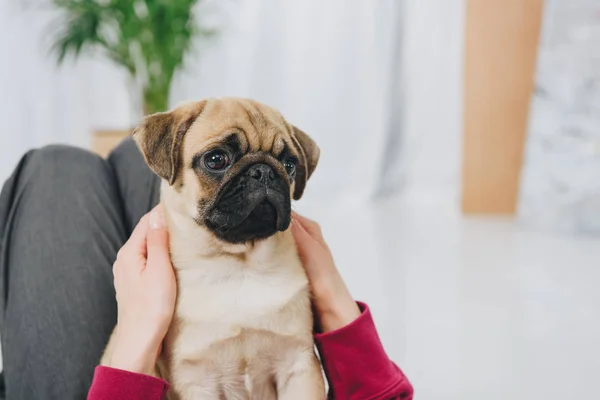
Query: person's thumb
291,217,314,259
292,212,324,240
147,207,170,268
291,217,308,242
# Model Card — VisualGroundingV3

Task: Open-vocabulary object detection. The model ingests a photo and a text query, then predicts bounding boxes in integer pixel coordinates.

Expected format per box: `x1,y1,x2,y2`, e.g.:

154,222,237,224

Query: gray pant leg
107,138,160,234
0,146,125,400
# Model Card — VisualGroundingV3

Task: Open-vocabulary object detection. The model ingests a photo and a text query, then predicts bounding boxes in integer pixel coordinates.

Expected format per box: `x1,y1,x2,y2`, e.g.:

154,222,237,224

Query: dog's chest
168,254,311,355
177,260,306,323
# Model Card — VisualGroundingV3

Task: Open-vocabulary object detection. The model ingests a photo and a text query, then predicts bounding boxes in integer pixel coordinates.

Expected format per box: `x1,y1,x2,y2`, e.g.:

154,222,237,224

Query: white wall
401,0,464,210
0,0,465,210
0,1,394,205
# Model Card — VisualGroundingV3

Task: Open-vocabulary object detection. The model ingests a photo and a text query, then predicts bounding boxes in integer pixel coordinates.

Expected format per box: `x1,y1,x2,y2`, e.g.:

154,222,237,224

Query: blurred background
1,0,600,399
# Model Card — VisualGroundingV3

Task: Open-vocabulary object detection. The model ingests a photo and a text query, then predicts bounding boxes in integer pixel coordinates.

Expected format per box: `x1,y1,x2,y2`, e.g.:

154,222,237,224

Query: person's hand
291,212,361,333
110,205,177,374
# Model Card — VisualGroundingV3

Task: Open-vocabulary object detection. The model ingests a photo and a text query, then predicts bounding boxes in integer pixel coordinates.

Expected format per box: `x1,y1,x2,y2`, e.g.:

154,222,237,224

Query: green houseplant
51,0,215,115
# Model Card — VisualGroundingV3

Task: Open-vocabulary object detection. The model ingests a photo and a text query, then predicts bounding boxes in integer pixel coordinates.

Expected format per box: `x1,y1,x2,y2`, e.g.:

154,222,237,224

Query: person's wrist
314,286,361,333
110,328,162,374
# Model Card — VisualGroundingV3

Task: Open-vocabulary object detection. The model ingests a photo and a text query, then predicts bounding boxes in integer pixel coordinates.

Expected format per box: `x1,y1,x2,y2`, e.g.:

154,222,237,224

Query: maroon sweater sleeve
314,302,413,400
87,366,169,400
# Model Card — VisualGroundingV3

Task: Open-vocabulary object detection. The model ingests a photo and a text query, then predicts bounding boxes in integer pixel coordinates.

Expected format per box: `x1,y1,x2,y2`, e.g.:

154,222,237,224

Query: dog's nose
248,163,276,183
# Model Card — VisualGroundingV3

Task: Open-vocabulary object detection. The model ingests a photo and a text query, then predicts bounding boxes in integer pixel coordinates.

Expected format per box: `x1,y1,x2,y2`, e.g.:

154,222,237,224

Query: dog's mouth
203,168,291,244
217,199,280,242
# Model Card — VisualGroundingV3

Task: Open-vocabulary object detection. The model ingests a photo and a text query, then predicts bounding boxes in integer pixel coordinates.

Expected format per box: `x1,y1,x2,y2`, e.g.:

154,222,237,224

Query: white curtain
0,1,133,176
0,0,404,206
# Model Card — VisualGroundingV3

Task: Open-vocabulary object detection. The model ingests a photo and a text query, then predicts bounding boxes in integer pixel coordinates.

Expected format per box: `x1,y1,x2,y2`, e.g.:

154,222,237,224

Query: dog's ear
291,126,320,200
133,101,207,185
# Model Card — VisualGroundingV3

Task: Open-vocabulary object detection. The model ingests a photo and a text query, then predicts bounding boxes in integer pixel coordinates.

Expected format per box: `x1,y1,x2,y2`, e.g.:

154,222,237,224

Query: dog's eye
204,150,231,171
283,160,296,178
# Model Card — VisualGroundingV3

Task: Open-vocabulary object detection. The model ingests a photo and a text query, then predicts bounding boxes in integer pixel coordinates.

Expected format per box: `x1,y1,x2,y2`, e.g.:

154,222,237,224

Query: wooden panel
92,129,131,158
462,0,544,214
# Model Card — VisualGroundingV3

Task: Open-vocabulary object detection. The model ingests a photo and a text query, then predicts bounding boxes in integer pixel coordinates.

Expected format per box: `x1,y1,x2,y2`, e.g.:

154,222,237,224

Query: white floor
298,194,600,400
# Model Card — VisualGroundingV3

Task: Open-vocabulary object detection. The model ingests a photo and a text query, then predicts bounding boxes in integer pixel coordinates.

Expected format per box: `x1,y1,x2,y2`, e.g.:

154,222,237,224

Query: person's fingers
121,212,151,260
113,212,153,292
146,207,171,271
292,212,323,241
292,211,314,225
291,219,324,272
291,217,312,250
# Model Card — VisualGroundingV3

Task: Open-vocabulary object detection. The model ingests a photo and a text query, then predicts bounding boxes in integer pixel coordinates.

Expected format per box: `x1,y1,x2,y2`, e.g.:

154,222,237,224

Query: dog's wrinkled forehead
184,98,294,158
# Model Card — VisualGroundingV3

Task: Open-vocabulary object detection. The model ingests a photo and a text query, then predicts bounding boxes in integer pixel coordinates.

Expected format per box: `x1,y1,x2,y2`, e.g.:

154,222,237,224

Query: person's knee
30,144,100,167
0,145,115,254
28,145,105,175
23,145,111,190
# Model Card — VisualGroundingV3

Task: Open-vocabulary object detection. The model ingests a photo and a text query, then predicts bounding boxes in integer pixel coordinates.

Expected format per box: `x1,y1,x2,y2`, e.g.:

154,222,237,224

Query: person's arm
315,302,413,400
88,207,175,400
292,213,413,400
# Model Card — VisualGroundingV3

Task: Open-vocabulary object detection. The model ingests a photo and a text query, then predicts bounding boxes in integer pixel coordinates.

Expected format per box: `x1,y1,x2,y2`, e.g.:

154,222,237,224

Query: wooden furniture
462,0,544,214
92,129,131,158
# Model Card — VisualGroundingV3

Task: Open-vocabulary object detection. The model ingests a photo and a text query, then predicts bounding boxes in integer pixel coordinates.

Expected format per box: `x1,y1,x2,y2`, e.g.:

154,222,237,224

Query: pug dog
101,98,325,399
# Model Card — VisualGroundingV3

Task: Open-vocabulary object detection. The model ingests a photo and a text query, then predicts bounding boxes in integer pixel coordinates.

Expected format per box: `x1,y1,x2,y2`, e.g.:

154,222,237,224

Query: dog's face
133,98,319,244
